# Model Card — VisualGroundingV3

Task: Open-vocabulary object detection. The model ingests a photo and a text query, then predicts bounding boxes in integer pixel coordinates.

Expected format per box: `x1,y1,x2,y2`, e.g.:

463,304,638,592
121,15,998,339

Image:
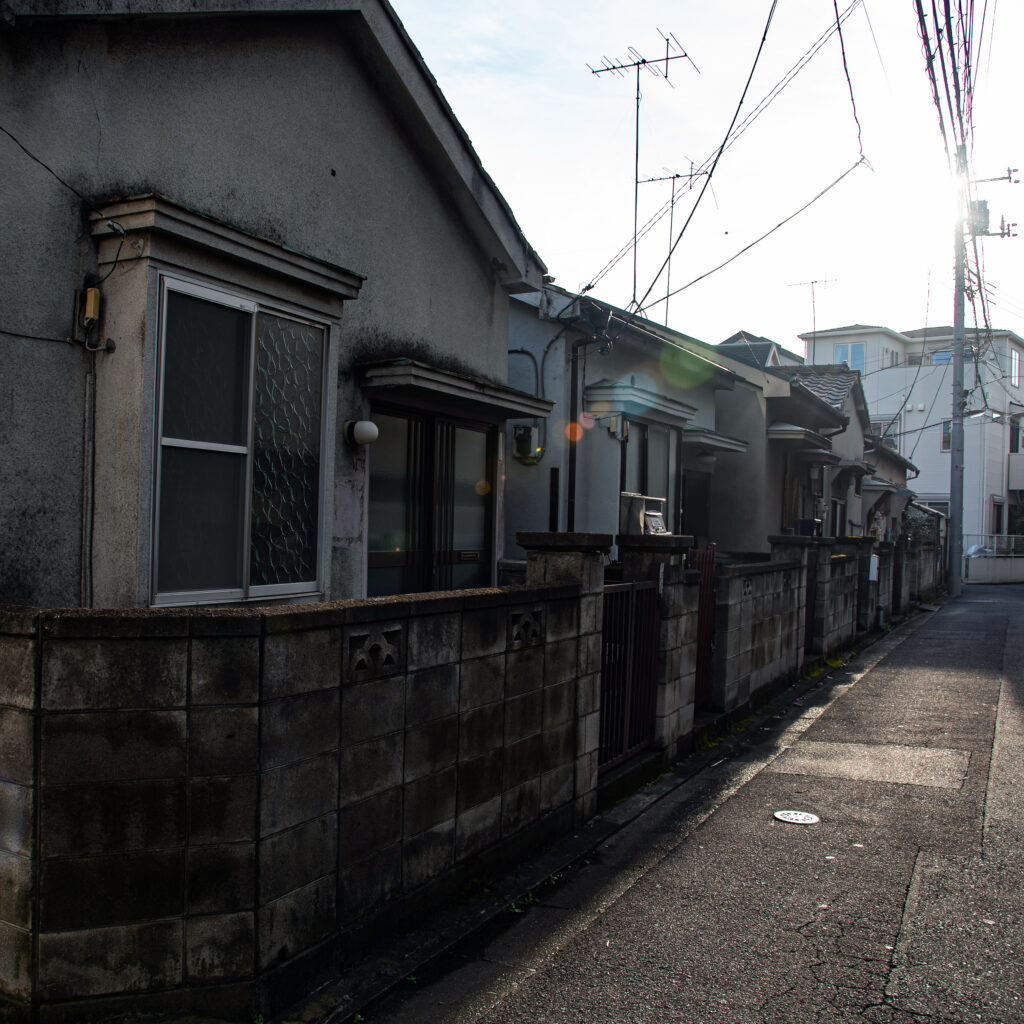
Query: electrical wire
633,0,780,315
832,0,865,160
641,158,866,314
0,326,73,346
586,0,863,293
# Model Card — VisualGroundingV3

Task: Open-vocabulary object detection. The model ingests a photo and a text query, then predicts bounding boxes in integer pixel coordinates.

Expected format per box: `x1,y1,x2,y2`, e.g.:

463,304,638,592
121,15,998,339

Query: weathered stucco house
504,287,747,557
1,0,549,611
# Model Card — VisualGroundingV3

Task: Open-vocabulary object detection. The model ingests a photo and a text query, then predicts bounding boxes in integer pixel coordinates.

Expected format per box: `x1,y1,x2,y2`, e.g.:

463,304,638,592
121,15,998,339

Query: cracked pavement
340,585,1024,1024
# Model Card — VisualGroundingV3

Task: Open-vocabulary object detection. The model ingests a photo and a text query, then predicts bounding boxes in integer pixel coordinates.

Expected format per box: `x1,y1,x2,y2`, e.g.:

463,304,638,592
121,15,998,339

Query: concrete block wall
710,559,804,712
817,550,859,655
652,566,700,755
875,544,894,626
0,576,597,1023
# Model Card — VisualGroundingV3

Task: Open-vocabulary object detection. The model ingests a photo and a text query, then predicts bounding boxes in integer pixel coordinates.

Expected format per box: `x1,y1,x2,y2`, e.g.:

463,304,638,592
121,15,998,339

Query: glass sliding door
367,411,494,596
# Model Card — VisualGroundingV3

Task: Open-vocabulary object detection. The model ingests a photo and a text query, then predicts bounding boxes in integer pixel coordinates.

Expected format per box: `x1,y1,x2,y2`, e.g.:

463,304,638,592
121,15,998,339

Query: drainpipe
567,337,592,532
80,352,96,607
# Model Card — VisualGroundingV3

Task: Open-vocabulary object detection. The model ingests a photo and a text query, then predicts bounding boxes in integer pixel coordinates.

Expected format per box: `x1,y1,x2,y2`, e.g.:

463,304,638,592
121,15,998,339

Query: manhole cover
774,810,820,825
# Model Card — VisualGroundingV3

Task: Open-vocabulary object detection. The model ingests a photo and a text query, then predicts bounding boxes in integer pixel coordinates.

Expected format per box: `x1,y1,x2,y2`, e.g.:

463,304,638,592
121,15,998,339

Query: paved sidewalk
335,585,1024,1024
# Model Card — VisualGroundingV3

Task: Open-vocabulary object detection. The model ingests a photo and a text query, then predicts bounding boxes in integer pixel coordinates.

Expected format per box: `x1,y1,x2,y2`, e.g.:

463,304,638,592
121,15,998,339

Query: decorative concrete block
403,819,454,890
40,710,186,784
403,767,456,837
41,778,186,858
260,752,338,836
263,628,343,699
338,787,401,864
38,920,183,999
258,874,336,971
341,675,404,745
186,911,254,982
406,664,459,725
404,716,458,782
260,690,338,771
41,637,187,711
190,636,259,705
345,625,408,683
189,775,257,846
459,704,503,763
455,796,501,861
187,843,255,914
407,613,460,672
260,813,337,903
509,606,545,649
40,849,184,930
460,654,505,710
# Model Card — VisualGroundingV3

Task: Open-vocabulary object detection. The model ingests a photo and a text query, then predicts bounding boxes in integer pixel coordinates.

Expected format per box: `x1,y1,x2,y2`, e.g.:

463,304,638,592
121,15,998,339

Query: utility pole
948,155,1017,596
949,144,967,597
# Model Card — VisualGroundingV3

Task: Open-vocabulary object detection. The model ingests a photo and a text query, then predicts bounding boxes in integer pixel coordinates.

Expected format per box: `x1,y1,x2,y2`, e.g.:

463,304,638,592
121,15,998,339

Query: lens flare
565,422,584,442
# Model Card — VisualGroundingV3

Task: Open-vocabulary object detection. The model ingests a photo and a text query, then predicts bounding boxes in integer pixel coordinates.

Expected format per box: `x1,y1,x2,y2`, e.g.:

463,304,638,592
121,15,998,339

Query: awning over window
681,425,748,454
360,359,553,421
584,379,698,425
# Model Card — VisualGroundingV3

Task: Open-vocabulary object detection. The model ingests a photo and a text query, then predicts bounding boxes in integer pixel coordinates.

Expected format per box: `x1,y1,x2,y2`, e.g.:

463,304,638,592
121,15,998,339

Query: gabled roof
718,331,805,368
771,364,871,430
8,0,546,293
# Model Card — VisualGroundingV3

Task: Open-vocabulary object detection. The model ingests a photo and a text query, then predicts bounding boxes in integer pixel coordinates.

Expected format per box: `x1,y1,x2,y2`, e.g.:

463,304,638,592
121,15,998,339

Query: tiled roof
771,364,860,411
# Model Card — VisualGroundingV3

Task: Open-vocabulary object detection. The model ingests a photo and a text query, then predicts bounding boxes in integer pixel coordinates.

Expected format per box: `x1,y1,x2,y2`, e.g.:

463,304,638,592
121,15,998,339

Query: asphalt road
354,584,1024,1024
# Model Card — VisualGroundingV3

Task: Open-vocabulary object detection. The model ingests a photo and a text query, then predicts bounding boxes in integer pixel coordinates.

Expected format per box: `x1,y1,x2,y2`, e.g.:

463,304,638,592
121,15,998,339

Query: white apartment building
800,324,1024,540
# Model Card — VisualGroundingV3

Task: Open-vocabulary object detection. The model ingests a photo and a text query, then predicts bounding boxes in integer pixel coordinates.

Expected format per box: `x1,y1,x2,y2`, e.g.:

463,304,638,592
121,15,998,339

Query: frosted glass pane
157,446,245,592
162,291,250,445
250,313,323,587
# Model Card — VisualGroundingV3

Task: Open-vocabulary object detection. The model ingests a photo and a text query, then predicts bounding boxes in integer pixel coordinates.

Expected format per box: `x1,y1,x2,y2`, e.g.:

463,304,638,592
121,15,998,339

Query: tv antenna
788,278,837,362
639,163,708,321
588,29,699,310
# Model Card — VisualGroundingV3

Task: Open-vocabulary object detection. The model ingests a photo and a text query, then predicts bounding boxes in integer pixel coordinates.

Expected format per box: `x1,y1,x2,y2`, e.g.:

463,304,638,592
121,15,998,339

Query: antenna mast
588,30,698,310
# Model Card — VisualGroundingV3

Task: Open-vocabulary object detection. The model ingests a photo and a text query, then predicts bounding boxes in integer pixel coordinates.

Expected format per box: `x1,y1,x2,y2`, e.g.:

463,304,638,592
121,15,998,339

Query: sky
391,0,1024,359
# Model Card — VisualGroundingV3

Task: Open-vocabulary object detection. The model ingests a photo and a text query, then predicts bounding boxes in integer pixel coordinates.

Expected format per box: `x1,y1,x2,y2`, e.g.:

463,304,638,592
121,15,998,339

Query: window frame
152,273,331,607
940,419,952,452
619,418,682,532
834,342,865,374
1011,347,1021,388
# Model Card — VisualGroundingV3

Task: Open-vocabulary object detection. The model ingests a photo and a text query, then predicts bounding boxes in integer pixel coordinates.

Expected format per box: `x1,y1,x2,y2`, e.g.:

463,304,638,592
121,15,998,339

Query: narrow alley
335,585,1024,1024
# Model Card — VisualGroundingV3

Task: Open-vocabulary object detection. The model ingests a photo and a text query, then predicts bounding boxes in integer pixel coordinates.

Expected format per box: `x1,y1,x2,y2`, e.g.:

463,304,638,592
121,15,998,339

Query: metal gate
685,543,716,707
599,580,659,769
